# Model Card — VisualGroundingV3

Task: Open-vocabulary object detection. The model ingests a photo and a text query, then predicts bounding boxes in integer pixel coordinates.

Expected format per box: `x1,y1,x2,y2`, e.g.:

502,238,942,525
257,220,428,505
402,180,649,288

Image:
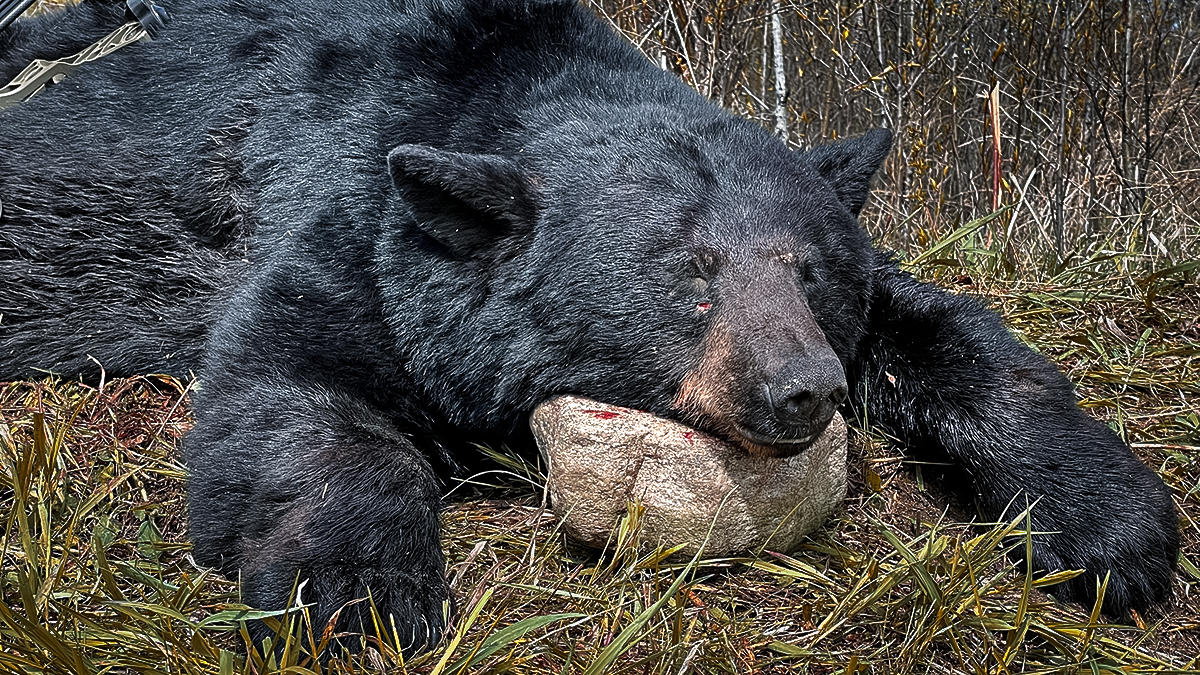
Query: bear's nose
766,354,847,437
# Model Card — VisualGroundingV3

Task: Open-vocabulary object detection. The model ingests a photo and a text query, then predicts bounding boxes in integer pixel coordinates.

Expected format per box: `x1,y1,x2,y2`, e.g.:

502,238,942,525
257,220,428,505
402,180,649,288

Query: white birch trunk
770,0,788,143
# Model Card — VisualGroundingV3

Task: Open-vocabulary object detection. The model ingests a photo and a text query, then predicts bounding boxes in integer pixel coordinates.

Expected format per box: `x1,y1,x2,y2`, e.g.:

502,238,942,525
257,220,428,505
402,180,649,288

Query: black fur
0,0,1178,654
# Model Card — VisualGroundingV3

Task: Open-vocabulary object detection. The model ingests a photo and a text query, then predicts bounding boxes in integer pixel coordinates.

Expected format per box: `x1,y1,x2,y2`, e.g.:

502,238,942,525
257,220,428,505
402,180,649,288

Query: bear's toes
243,562,450,658
1030,527,1177,620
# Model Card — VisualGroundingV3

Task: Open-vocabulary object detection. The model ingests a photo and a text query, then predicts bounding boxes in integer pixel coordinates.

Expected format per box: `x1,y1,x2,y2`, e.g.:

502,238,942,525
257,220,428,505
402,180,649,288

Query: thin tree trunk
1055,0,1068,260
770,0,788,143
761,9,768,121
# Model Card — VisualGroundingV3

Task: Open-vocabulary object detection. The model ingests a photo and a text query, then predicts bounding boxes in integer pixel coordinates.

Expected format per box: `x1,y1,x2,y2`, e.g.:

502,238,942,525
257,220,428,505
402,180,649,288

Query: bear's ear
803,128,892,217
387,144,540,257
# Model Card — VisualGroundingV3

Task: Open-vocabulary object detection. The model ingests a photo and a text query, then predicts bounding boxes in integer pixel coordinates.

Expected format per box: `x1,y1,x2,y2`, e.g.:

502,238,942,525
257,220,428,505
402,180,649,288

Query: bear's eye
784,249,815,284
682,255,714,315
689,251,718,278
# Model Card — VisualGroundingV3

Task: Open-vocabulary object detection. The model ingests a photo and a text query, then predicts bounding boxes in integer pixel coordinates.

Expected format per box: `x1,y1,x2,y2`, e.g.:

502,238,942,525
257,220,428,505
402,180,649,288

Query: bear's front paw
325,565,450,655
1028,503,1178,618
245,562,450,656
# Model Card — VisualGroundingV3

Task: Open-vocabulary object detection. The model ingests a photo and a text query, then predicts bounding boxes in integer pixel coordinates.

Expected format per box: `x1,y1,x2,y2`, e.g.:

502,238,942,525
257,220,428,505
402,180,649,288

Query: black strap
0,0,39,33
125,0,167,38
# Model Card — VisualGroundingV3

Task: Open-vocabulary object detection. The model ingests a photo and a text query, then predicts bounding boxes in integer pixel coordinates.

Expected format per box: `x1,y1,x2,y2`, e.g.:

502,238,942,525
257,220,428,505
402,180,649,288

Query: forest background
591,0,1199,275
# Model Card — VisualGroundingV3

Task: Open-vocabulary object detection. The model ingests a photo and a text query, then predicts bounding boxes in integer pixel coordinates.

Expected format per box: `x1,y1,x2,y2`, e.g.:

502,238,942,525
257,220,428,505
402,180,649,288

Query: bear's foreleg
848,254,1178,617
185,380,448,655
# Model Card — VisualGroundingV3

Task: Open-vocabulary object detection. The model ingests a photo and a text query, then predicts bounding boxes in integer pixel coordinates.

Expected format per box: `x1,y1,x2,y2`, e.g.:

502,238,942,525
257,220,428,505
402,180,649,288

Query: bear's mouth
728,421,826,458
733,422,820,448
660,409,830,458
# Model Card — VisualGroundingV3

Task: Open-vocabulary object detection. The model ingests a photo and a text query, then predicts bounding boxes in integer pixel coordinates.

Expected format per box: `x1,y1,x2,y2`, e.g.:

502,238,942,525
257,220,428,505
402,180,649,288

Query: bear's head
382,113,891,457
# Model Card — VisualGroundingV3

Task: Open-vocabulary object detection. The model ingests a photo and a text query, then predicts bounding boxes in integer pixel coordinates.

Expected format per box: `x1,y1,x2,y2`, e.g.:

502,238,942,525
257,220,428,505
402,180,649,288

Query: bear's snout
763,351,847,441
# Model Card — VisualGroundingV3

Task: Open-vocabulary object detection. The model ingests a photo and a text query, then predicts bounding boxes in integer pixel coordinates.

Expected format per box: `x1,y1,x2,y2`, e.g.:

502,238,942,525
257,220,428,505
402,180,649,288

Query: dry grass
2,248,1197,674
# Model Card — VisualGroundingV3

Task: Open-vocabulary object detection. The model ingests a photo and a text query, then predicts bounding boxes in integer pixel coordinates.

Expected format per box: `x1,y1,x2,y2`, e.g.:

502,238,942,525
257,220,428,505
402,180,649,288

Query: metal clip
0,1,169,110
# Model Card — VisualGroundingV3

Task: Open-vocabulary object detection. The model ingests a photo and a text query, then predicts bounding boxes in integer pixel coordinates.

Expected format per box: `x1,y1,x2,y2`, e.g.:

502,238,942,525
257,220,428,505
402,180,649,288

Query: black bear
0,0,1178,654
